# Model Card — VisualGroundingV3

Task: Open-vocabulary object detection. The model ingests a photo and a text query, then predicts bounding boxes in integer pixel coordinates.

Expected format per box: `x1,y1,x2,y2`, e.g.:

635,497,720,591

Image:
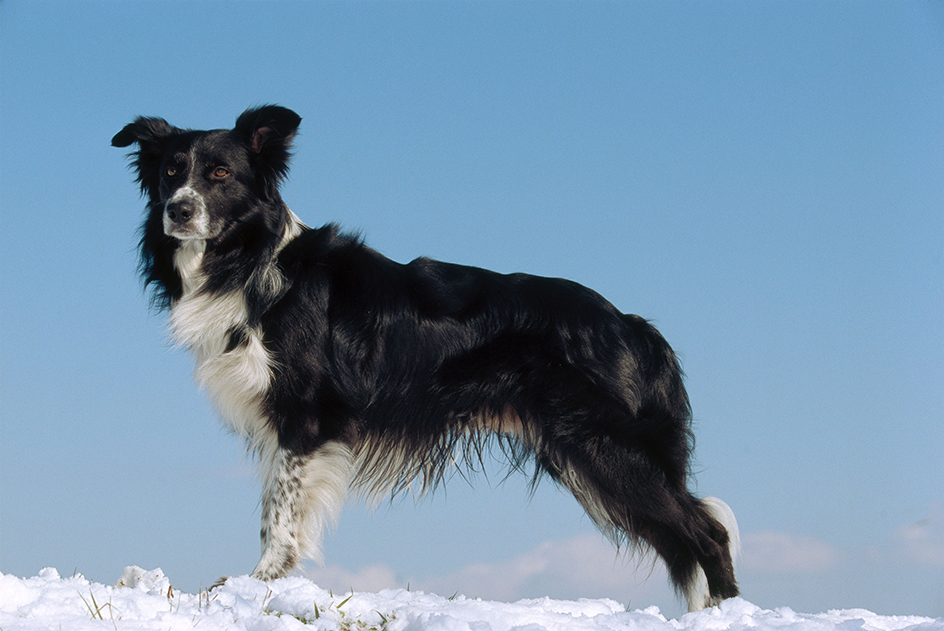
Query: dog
112,105,739,610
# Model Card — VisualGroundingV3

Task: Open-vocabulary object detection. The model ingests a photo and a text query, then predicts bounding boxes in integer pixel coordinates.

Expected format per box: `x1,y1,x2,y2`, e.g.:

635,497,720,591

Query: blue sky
1,0,942,618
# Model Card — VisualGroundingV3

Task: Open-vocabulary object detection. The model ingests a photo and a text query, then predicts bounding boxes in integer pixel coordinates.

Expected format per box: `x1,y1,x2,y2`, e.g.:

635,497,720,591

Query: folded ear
234,105,302,198
112,117,181,198
111,116,177,148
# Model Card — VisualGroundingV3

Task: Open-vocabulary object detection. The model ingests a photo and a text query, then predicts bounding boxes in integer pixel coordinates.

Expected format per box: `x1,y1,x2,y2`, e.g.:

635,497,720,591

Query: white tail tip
685,497,741,612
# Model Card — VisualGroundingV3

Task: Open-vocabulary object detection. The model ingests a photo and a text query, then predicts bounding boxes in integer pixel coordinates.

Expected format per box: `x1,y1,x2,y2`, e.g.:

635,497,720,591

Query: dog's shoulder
277,223,380,273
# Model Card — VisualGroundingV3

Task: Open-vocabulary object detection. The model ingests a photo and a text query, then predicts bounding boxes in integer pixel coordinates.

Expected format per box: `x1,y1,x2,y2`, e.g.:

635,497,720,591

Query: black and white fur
113,105,739,610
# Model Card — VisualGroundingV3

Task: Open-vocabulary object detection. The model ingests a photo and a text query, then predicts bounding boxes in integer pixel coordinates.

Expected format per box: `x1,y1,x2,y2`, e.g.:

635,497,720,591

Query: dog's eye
212,167,229,179
165,167,177,178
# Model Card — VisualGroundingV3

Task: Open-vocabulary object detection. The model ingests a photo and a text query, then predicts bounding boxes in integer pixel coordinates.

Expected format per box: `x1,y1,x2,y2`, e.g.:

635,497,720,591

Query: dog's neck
170,208,305,300
167,209,307,354
173,238,207,298
279,208,306,249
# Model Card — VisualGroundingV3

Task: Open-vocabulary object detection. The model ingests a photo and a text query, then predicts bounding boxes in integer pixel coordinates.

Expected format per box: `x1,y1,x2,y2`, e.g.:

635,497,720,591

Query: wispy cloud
306,533,676,607
306,533,675,607
740,531,840,574
305,563,401,593
307,529,877,605
425,533,657,601
895,503,944,567
308,531,845,606
304,525,942,615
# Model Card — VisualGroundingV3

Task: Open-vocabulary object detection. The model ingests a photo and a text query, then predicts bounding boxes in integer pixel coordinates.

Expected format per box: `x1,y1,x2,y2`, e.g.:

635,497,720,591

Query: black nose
165,200,194,223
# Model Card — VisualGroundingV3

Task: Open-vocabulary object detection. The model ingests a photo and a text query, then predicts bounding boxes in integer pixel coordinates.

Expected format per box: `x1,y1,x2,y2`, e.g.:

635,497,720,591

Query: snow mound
1,567,941,631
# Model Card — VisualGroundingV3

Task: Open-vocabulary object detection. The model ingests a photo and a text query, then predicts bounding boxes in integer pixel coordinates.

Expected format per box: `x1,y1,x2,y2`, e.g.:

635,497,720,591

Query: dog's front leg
251,441,354,582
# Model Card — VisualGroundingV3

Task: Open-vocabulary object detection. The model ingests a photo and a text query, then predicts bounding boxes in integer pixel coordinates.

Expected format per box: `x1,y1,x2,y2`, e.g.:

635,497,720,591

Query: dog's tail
684,496,741,611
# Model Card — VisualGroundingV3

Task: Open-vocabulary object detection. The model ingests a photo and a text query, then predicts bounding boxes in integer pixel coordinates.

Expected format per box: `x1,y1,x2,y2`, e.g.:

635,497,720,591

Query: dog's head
112,105,301,242
114,105,302,307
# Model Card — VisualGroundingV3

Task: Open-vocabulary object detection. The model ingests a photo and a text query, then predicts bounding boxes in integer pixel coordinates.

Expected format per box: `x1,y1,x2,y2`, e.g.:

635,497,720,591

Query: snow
1,567,941,631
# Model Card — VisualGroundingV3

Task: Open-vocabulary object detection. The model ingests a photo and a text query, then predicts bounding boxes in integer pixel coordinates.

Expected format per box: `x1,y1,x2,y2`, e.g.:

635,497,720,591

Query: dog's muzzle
163,187,209,239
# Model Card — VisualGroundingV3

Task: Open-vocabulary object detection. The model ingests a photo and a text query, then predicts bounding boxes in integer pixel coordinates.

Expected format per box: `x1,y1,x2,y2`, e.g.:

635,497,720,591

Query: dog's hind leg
678,496,740,611
545,435,739,610
251,440,354,582
615,482,739,611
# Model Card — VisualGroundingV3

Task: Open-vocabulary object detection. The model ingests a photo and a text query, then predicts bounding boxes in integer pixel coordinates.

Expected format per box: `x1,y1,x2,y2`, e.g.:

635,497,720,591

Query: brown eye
213,167,229,179
165,166,177,177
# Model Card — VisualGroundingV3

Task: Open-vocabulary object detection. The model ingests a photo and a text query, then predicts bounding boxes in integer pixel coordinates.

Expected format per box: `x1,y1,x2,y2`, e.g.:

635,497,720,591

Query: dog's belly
475,406,525,438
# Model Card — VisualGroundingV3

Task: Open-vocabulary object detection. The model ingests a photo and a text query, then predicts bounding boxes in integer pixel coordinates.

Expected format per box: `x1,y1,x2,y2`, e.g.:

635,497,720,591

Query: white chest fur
169,240,273,447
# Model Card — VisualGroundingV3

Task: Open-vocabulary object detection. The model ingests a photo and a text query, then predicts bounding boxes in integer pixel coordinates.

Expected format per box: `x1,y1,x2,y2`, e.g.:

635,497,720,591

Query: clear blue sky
1,0,941,618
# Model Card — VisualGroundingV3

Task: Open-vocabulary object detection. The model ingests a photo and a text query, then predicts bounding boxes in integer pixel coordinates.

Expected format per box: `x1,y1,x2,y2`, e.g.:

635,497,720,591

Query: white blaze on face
164,185,210,239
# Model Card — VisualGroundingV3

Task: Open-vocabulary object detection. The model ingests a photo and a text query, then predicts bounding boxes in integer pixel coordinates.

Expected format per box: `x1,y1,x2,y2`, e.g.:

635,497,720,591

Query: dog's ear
111,116,177,149
112,117,180,198
234,105,302,199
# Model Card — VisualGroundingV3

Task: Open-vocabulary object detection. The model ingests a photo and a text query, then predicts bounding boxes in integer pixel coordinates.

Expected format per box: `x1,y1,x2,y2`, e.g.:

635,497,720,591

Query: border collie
112,105,739,610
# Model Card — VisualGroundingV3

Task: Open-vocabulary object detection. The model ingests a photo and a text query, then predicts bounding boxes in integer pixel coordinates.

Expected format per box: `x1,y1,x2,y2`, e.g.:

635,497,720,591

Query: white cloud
306,530,862,611
303,524,944,615
419,533,676,608
305,533,677,609
895,503,944,567
740,531,840,574
305,563,401,594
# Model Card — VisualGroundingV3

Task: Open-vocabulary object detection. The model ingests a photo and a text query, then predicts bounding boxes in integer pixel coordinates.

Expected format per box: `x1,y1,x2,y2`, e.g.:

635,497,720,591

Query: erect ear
234,105,301,153
112,116,181,198
234,105,302,198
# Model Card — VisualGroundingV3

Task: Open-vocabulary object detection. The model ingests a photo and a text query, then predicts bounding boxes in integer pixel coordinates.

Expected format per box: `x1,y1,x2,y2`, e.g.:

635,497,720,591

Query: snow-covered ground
2,568,941,631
